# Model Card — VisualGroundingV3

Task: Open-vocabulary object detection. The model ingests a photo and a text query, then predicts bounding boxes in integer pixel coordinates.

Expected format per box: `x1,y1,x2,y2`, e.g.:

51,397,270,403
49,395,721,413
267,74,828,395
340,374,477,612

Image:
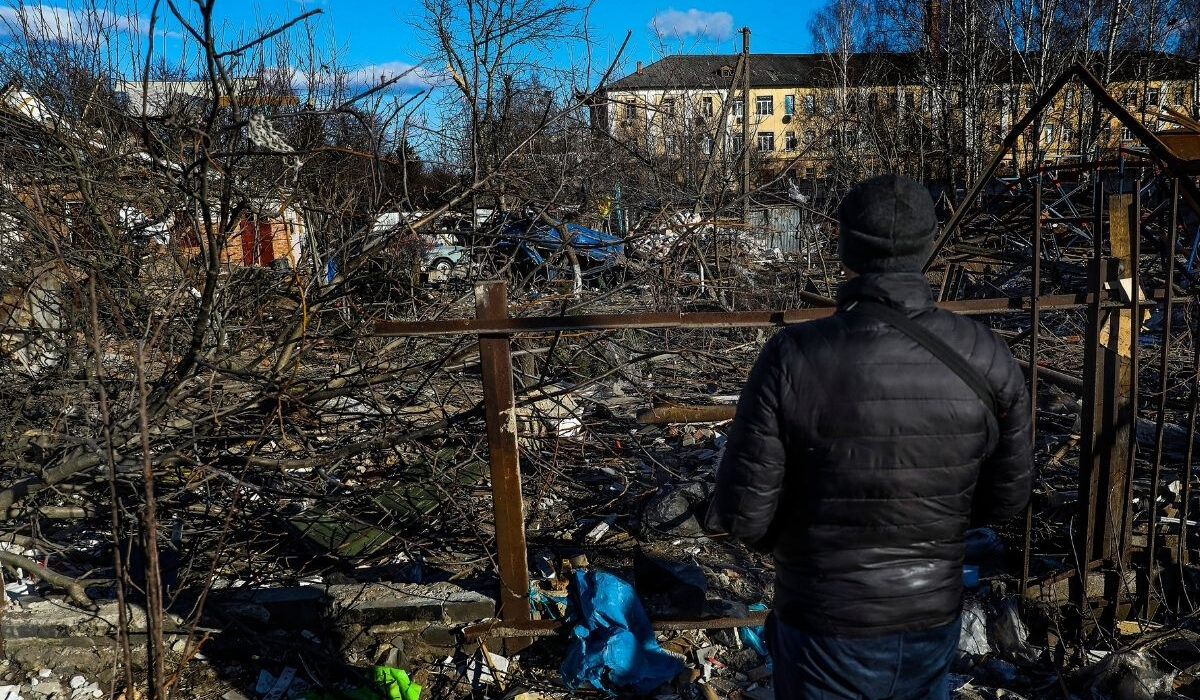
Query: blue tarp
560,569,683,695
499,218,625,266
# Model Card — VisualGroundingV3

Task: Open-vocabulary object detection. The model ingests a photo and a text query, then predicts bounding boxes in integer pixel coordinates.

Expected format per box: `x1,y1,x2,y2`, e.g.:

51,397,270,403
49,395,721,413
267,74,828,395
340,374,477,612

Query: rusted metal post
741,26,751,224
1122,186,1146,623
1181,291,1199,577
1148,179,1179,607
1022,177,1042,599
1078,184,1105,574
475,281,532,652
1076,181,1106,619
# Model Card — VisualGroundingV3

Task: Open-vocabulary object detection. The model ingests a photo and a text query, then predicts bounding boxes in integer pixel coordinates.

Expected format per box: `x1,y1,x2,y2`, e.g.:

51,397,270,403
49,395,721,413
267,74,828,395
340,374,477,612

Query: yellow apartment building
598,52,1195,182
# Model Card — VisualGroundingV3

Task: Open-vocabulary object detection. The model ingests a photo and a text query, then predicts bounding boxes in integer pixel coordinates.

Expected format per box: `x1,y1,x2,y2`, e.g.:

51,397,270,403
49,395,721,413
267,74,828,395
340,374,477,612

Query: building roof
607,53,912,91
113,78,262,117
605,51,1194,92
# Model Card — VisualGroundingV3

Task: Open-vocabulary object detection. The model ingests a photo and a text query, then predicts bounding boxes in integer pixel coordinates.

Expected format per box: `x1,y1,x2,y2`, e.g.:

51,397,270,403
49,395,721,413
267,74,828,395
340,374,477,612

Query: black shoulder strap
850,300,999,417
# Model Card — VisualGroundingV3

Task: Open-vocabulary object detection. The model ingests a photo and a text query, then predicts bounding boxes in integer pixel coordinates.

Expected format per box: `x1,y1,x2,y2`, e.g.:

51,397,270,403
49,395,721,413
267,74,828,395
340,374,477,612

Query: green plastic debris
297,666,421,700
371,666,421,700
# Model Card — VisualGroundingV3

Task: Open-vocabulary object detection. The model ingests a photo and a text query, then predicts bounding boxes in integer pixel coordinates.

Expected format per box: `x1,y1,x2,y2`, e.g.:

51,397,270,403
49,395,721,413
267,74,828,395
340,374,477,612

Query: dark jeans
767,613,960,699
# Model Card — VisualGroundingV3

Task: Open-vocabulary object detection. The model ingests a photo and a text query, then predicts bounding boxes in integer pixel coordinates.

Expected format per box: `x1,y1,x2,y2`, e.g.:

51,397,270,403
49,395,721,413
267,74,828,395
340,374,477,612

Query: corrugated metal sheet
746,206,816,254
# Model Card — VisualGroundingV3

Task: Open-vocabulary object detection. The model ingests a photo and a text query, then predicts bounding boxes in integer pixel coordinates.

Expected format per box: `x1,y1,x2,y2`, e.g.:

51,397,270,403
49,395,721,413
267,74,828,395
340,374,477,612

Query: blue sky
280,1,825,75
0,1,824,85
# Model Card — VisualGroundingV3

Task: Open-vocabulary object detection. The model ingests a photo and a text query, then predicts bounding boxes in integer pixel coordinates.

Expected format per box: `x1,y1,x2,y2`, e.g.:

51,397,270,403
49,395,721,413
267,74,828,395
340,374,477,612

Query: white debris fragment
958,599,990,658
4,581,31,598
465,650,509,687
585,514,616,542
69,681,103,700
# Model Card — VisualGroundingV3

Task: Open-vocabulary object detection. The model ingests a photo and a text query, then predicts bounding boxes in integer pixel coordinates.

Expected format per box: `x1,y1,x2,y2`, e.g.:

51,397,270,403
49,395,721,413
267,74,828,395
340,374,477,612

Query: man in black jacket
706,174,1032,699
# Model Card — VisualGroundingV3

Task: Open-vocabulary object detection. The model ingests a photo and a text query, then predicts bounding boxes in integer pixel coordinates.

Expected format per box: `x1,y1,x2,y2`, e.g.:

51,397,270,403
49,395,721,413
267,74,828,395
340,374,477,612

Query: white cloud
345,62,435,90
649,8,734,41
277,61,436,93
0,4,173,43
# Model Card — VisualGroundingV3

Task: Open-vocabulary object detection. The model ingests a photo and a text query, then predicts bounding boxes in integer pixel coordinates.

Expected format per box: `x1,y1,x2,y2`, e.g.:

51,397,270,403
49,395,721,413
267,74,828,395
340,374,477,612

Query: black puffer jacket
706,272,1032,636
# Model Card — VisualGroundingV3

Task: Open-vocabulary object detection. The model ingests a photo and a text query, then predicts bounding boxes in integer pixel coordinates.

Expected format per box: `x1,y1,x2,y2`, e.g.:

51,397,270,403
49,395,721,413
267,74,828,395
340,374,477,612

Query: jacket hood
836,272,936,313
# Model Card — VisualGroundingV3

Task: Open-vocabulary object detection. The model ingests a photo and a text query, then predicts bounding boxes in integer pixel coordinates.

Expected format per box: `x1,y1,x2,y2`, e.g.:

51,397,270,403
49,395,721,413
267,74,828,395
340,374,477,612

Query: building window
666,135,678,153
1174,87,1186,106
731,134,744,152
1025,90,1036,109
662,98,675,116
904,91,915,110
784,94,795,116
824,93,837,114
785,131,797,150
1042,124,1055,142
804,166,817,179
1064,89,1075,109
847,93,859,112
1062,124,1073,143
804,94,816,115
733,99,744,118
756,95,774,116
1120,127,1132,141
702,135,714,155
1147,87,1160,106
702,96,714,116
1122,88,1137,104
720,66,733,78
993,90,1004,109
757,131,775,152
803,129,815,146
623,100,636,119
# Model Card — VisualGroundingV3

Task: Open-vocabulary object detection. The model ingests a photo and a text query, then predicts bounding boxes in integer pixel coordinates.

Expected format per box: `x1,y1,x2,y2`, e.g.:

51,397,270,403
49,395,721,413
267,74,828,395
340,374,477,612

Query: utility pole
741,26,751,224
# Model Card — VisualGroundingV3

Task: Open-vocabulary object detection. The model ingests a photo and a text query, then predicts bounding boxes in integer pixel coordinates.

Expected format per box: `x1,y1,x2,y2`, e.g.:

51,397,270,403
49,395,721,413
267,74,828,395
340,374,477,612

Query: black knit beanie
837,174,937,273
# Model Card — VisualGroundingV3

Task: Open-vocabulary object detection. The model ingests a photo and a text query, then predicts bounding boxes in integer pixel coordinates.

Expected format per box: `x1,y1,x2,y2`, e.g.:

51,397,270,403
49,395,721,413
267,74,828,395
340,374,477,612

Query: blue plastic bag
962,564,981,588
739,602,771,667
964,528,1004,561
560,569,684,695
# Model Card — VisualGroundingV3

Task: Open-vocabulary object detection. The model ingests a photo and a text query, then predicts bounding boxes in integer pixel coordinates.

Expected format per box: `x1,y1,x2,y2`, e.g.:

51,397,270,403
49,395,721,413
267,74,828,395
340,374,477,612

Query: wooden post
1076,193,1136,625
475,281,532,653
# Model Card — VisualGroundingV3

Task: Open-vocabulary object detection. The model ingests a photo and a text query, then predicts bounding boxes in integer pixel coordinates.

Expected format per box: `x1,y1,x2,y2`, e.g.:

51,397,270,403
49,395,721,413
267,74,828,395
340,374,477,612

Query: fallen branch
0,550,96,610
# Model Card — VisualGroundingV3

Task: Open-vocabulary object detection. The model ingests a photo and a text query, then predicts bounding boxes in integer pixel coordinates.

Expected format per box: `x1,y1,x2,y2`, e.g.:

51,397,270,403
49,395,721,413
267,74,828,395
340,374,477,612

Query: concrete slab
326,581,495,625
0,600,183,639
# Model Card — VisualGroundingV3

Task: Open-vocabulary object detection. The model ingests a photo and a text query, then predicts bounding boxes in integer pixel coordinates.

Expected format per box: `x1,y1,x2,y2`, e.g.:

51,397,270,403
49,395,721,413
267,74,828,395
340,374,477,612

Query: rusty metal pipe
638,405,738,424
374,291,1164,337
461,609,770,640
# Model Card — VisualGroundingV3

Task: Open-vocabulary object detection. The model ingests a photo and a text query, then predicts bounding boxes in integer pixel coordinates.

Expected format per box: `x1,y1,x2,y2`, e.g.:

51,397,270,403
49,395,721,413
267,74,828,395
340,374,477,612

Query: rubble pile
2,74,1200,696
4,225,1200,697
